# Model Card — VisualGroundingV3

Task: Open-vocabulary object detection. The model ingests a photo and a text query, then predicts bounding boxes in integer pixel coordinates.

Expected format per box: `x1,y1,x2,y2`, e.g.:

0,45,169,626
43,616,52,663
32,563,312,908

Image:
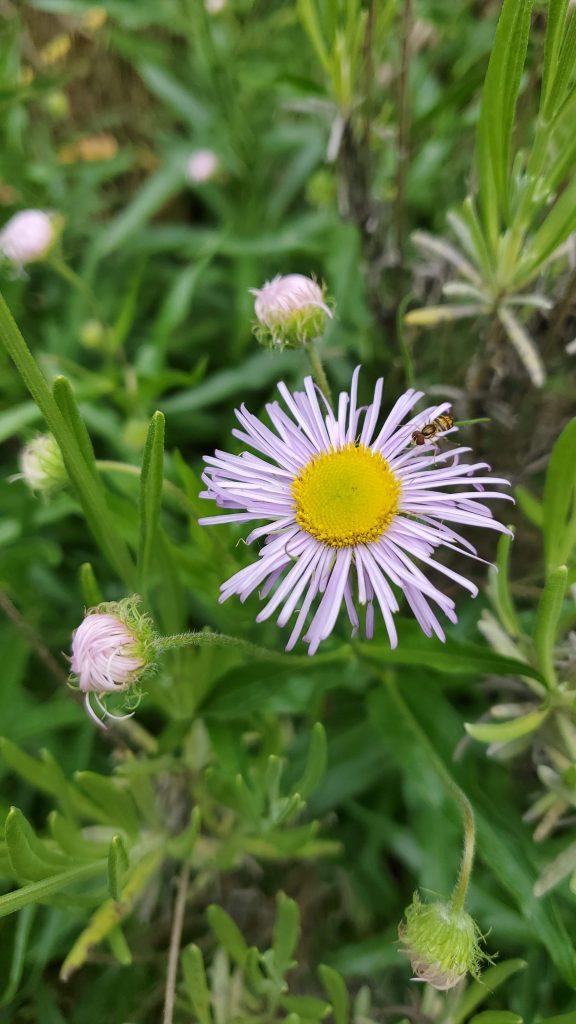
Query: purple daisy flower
199,368,511,655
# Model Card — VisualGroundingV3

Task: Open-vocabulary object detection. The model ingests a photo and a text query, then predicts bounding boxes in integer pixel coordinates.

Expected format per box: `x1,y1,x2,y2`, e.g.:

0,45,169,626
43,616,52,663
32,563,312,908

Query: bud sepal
398,892,490,991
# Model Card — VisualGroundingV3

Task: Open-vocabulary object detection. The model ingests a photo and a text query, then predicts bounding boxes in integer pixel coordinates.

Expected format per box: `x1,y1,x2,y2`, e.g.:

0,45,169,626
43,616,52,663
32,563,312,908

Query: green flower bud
398,892,487,990
17,433,66,495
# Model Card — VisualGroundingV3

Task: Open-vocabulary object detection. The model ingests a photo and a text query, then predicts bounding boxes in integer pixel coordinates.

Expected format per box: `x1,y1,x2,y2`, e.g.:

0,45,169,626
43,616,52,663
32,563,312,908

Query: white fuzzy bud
17,434,66,494
0,210,60,266
250,274,332,349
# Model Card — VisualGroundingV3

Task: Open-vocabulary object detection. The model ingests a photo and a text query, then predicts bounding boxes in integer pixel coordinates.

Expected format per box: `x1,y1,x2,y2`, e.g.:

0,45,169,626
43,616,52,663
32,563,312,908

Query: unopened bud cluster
398,892,486,990
250,274,332,350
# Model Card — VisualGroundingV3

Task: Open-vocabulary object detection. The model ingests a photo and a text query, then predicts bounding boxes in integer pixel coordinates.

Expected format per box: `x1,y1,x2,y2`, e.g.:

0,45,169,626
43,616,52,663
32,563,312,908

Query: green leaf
52,375,98,479
273,892,300,975
0,860,106,919
491,529,520,637
49,812,109,861
79,562,104,608
0,295,136,586
543,418,576,571
518,176,576,284
469,1014,523,1024
0,904,36,1006
465,708,548,744
543,5,576,120
296,0,332,74
293,723,327,800
280,996,330,1019
534,566,568,687
476,0,534,242
74,772,140,835
107,924,132,966
138,411,165,588
181,944,212,1024
542,0,571,114
515,485,543,528
107,835,130,901
534,839,576,897
317,965,349,1024
5,808,71,882
93,159,185,257
355,630,545,686
451,959,527,1024
206,905,249,967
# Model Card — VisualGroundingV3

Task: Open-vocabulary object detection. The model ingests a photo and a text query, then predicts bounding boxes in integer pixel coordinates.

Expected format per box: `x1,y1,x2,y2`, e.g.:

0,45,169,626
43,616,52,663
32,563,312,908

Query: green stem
386,677,476,914
47,255,102,321
305,339,332,406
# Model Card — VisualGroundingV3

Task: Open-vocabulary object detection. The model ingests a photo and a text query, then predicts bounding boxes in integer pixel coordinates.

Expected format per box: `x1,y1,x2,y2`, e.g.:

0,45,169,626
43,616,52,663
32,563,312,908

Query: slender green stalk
305,339,332,406
47,255,102,320
386,677,476,913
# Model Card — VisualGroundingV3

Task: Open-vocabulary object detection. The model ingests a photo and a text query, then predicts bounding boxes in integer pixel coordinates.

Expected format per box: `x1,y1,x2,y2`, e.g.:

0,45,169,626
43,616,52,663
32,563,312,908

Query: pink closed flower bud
70,597,155,727
0,209,61,267
185,149,219,184
250,274,332,349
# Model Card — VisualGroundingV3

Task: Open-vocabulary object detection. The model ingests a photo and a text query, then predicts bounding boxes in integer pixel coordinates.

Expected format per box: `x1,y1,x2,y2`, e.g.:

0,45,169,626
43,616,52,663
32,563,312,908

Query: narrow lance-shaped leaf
542,0,570,114
318,964,349,1024
0,861,106,920
534,566,568,688
79,562,104,608
181,944,212,1024
293,722,327,799
138,411,166,589
107,835,130,901
451,958,527,1024
465,708,548,744
0,294,136,586
273,892,300,974
206,905,249,968
542,418,576,571
476,0,534,245
5,808,71,883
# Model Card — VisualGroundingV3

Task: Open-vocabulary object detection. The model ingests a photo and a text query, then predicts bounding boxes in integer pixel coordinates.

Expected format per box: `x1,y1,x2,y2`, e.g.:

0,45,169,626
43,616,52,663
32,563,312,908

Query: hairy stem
306,339,332,406
386,677,476,913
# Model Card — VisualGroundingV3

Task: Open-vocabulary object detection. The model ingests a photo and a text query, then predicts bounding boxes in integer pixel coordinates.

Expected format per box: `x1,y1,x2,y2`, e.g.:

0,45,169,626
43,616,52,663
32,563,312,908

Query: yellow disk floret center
291,443,401,548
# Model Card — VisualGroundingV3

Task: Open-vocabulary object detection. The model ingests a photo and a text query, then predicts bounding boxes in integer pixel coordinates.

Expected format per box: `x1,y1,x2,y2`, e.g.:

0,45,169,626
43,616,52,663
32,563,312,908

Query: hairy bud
398,893,487,990
17,434,66,495
70,597,156,727
250,274,332,349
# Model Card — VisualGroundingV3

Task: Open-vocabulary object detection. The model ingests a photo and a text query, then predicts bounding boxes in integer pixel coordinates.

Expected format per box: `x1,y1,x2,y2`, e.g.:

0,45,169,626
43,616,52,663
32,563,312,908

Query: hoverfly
411,412,455,447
